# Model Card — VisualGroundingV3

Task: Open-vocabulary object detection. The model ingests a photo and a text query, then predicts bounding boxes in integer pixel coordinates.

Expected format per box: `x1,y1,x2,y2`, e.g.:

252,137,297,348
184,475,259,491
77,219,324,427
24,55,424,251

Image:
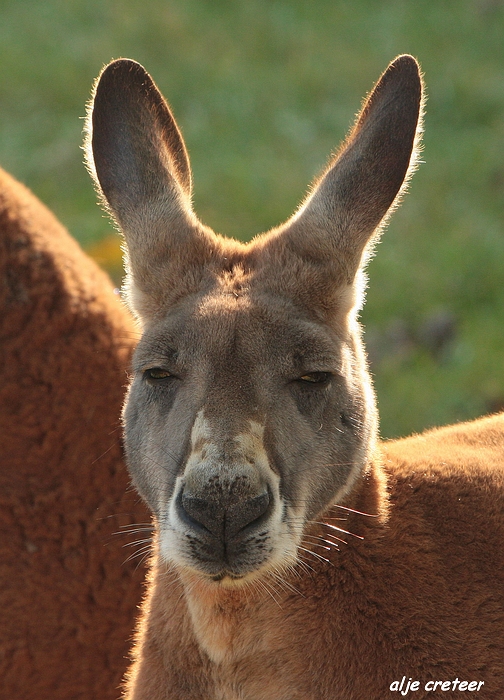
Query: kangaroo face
125,279,374,581
87,55,422,584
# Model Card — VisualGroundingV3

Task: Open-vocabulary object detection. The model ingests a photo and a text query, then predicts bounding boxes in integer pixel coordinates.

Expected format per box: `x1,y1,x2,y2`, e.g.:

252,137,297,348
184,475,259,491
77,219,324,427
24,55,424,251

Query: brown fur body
0,168,148,699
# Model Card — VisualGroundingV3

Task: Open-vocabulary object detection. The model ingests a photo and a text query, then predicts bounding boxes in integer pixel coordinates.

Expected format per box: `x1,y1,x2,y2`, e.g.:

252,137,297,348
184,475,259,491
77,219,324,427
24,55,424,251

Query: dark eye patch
297,372,332,385
144,367,174,383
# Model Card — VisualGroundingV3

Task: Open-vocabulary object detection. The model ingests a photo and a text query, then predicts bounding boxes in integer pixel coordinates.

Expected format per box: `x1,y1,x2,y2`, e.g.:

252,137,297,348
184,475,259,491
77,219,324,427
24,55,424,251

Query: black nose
179,488,270,541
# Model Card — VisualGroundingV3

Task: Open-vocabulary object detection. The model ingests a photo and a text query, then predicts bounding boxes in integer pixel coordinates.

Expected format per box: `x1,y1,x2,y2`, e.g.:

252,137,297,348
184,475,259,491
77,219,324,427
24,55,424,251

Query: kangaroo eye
145,368,173,381
298,372,331,384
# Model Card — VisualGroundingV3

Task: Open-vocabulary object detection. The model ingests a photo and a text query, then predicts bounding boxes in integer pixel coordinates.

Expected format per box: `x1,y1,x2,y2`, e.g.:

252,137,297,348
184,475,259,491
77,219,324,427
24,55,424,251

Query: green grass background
1,0,503,438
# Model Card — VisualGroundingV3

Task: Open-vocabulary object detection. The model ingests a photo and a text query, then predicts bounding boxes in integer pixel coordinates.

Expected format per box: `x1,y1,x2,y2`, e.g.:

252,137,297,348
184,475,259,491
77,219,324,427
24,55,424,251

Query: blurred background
1,0,503,438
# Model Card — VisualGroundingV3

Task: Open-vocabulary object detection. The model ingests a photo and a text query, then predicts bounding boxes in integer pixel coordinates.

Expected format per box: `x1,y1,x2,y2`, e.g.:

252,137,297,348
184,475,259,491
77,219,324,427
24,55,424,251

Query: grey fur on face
86,55,422,582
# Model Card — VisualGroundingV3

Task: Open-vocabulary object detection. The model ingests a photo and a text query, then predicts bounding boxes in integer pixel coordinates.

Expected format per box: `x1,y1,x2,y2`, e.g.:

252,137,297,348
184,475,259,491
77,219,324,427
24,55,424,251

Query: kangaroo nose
179,487,270,541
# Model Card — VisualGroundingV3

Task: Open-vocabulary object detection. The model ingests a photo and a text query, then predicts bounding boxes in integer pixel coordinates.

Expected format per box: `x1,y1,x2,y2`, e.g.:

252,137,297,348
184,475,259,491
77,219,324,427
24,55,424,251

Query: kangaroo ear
85,59,217,321
89,58,192,209
260,55,423,316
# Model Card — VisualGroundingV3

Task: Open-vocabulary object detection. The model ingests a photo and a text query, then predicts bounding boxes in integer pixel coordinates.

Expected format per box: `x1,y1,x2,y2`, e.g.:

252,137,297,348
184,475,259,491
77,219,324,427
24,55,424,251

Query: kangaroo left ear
257,54,423,314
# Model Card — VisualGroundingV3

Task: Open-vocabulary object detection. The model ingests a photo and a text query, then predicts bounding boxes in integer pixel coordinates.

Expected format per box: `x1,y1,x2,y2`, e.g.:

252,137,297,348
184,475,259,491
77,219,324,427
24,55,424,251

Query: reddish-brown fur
0,168,148,699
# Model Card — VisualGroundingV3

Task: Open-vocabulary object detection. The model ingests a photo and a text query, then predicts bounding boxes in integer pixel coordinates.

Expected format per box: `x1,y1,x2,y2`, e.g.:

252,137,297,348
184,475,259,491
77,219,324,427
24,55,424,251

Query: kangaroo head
86,56,422,584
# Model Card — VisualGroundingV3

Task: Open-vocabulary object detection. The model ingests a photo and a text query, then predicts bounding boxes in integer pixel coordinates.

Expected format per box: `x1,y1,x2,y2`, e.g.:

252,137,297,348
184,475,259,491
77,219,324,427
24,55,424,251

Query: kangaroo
0,166,148,699
86,56,504,699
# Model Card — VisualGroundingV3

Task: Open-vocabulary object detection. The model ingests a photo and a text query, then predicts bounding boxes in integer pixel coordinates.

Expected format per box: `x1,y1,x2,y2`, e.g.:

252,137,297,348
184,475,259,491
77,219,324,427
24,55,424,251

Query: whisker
304,532,340,545
253,575,283,607
303,536,332,551
323,523,364,540
91,442,118,465
122,538,152,548
267,568,304,598
123,544,152,565
331,504,378,517
295,558,315,575
298,545,332,566
305,534,344,548
310,521,364,540
114,529,154,539
116,522,154,531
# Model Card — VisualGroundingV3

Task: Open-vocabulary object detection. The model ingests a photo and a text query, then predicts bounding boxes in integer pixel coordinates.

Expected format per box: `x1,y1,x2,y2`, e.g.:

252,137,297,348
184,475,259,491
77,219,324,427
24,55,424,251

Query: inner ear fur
255,54,423,316
89,58,192,216
86,59,222,320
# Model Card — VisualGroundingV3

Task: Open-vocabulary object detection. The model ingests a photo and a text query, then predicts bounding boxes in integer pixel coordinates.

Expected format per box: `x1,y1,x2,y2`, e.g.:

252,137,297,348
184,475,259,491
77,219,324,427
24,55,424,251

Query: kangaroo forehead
137,289,344,369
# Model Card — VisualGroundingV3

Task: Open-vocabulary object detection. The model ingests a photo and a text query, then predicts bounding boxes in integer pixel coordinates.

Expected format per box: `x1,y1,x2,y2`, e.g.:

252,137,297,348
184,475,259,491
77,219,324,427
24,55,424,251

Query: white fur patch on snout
183,412,273,492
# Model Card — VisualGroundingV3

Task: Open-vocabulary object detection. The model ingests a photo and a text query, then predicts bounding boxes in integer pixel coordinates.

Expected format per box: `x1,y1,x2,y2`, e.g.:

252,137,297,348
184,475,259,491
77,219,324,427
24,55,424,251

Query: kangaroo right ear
85,59,217,321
